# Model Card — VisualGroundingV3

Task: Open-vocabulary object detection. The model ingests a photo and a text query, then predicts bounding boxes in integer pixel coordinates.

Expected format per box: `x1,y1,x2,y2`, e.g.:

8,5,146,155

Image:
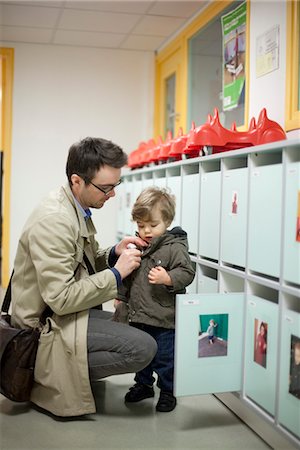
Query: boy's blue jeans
131,323,175,393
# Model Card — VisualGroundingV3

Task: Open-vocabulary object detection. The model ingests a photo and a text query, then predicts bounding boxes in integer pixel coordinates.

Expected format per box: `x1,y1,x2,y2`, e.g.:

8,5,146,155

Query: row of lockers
118,158,300,286
175,293,299,439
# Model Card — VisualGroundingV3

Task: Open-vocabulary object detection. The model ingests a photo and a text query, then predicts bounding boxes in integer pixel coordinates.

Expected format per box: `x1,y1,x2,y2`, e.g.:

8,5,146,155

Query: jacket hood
142,226,189,256
168,226,187,238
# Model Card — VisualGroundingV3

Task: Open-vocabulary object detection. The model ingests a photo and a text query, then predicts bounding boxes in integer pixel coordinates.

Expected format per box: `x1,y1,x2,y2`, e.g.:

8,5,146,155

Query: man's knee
132,330,157,372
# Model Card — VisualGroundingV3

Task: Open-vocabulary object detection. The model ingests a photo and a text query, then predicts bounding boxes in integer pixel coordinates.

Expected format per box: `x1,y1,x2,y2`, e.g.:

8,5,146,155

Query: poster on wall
221,2,246,111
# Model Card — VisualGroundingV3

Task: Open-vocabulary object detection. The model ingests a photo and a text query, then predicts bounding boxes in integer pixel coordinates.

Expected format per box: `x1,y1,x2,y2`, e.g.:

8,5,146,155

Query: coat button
131,310,136,315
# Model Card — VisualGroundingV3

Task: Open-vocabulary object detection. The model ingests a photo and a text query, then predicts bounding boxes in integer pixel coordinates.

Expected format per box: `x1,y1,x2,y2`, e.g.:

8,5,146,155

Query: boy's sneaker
156,391,177,412
124,383,154,403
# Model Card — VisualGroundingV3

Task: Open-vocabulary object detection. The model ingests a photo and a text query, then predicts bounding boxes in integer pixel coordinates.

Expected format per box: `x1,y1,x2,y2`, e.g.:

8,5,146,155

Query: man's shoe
125,383,154,403
156,391,177,412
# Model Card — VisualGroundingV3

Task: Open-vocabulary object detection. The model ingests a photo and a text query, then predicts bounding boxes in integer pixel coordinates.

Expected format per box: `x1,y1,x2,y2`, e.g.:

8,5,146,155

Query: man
11,137,157,417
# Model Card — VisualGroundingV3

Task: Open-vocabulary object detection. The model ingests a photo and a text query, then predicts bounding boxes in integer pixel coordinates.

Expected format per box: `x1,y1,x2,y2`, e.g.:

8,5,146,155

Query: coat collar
62,183,97,241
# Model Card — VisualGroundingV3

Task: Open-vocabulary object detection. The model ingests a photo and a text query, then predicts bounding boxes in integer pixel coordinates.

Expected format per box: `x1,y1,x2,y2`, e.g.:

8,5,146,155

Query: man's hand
114,248,142,279
115,236,148,256
148,266,172,286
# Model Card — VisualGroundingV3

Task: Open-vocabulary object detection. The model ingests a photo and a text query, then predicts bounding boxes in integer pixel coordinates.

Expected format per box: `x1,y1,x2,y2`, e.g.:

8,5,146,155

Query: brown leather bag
0,273,48,402
0,252,96,402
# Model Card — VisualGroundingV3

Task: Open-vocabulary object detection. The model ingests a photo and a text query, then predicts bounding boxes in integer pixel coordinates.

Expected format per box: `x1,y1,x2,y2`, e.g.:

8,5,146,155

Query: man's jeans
131,323,175,393
87,309,157,381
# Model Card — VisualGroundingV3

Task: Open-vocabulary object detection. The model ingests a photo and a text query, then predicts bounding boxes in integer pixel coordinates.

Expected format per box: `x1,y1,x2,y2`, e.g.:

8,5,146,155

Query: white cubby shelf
117,139,300,448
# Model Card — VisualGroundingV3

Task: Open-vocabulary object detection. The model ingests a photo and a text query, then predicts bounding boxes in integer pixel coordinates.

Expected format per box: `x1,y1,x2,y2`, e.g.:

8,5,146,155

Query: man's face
72,164,121,209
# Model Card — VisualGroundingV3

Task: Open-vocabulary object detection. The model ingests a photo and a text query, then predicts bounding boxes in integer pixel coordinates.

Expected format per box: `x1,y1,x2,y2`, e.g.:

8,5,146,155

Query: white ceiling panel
0,25,53,43
0,0,208,52
148,1,204,18
64,1,154,15
58,8,141,33
132,14,185,37
0,3,61,27
4,1,64,7
120,34,164,51
54,29,126,48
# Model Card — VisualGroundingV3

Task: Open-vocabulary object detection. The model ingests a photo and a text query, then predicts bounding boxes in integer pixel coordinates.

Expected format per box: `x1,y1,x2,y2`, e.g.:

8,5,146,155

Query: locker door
199,171,221,260
248,164,282,277
221,167,248,267
167,175,181,228
278,309,300,438
245,296,278,415
175,293,244,396
283,162,300,284
181,173,199,254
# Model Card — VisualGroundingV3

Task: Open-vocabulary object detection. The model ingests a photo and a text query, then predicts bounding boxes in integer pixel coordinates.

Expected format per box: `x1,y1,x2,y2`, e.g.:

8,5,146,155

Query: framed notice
256,25,279,78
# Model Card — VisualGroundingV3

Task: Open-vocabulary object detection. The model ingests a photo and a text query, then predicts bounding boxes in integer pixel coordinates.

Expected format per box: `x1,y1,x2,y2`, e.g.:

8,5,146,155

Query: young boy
115,186,195,412
207,319,218,344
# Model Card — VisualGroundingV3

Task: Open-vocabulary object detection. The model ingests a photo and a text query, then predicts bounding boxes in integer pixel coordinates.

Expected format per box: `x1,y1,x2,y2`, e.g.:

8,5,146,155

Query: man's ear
70,173,83,187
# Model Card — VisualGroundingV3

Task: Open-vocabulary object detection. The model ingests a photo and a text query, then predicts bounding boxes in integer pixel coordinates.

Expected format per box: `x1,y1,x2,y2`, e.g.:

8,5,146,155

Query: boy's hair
132,186,175,225
66,137,127,184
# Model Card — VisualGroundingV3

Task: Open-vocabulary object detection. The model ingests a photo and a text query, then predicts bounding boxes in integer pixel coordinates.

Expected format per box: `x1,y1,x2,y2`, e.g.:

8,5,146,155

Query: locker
248,164,282,277
181,173,200,254
199,171,221,260
278,309,300,438
283,162,300,285
221,168,248,267
123,178,134,235
167,175,181,228
245,296,278,415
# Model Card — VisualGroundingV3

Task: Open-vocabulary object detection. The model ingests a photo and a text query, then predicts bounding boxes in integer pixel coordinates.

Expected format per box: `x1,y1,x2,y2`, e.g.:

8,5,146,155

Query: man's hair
66,137,127,183
132,186,175,225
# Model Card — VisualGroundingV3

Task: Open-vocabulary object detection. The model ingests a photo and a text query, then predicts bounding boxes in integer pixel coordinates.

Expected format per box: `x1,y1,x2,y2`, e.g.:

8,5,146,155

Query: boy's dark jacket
117,227,195,329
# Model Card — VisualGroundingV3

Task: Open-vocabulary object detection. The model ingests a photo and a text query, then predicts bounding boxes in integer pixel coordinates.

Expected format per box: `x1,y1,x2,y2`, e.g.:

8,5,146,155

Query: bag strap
1,271,13,313
83,251,103,310
1,251,96,315
83,251,95,275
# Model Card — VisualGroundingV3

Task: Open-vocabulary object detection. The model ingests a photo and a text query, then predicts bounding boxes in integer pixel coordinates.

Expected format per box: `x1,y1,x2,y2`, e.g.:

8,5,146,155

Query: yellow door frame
285,0,300,131
155,44,184,139
0,47,14,288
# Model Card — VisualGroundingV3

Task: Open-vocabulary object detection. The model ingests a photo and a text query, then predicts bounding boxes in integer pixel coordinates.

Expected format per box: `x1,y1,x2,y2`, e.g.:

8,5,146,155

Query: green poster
221,2,247,111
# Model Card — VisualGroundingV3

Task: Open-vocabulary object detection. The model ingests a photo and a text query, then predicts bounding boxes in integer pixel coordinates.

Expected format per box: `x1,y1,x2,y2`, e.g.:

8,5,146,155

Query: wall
2,43,154,268
249,0,298,139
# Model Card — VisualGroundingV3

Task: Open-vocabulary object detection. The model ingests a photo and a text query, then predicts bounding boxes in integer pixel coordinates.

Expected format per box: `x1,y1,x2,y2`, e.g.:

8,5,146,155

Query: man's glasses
90,180,122,196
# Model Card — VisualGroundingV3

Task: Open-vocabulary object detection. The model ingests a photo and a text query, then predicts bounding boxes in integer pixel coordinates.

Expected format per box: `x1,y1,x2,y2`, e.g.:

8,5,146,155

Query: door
154,45,185,139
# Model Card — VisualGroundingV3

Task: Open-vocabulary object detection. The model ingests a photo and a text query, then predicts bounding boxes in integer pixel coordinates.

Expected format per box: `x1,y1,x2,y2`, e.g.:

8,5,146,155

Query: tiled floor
0,299,272,450
0,371,272,450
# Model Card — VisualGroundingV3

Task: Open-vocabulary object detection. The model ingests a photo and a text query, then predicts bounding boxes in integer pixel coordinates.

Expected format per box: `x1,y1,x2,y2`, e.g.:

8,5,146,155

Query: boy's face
137,205,169,244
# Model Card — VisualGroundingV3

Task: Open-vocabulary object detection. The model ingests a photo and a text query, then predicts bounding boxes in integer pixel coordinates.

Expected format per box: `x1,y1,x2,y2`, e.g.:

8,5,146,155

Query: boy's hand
148,266,172,286
114,299,122,309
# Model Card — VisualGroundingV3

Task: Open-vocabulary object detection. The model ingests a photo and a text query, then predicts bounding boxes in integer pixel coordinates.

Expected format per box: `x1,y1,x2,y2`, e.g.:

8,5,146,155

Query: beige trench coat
11,184,118,416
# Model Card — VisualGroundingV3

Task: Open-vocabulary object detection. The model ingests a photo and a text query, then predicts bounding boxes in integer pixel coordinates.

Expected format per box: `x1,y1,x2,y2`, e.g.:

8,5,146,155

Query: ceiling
0,0,209,52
